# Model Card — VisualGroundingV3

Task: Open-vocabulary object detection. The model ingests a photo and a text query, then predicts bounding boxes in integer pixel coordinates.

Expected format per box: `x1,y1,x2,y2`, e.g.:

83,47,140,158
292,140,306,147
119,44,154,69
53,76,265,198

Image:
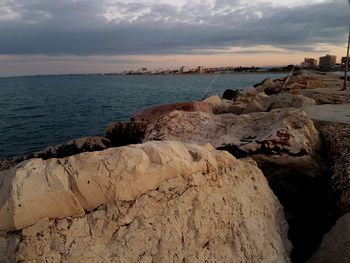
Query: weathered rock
203,95,246,114
309,212,350,263
222,89,240,100
15,137,111,162
315,121,350,217
143,109,327,261
0,160,16,172
105,121,148,147
243,92,271,113
243,93,316,114
144,109,324,177
0,141,291,262
132,101,213,122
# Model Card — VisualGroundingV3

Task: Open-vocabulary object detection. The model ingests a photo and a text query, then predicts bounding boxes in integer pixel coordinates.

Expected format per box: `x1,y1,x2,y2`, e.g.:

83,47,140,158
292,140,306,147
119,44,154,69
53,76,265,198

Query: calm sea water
0,73,286,159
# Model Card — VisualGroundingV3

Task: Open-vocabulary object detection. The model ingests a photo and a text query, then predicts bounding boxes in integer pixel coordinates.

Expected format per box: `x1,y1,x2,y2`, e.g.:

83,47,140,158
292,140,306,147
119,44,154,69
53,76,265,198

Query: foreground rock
144,108,328,261
132,101,213,122
144,108,323,176
0,141,291,262
309,212,350,263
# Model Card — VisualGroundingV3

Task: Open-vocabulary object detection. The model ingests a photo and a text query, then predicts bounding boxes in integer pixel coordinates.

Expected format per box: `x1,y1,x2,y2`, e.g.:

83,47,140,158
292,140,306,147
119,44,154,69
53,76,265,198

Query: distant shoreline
0,70,289,79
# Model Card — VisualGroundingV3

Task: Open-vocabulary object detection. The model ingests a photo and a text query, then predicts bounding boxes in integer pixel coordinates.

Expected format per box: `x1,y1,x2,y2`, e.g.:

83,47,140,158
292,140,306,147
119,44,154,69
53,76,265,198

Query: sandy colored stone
0,141,291,263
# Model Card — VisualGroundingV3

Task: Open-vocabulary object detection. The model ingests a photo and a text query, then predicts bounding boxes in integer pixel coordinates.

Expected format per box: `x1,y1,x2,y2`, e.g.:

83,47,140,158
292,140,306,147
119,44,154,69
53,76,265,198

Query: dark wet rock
0,160,17,172
222,89,240,101
105,121,148,147
15,136,111,162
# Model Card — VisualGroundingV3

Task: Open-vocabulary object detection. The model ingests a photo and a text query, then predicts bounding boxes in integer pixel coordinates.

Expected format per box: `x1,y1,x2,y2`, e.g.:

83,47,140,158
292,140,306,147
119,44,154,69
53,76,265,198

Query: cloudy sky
0,0,349,76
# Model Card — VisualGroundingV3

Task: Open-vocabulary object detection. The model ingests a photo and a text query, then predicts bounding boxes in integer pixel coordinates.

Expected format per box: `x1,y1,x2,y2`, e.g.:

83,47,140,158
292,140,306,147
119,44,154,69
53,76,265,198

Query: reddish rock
132,101,213,122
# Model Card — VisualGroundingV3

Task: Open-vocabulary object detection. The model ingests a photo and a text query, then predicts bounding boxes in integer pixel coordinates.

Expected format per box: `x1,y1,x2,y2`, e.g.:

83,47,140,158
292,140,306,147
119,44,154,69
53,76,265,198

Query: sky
0,0,349,76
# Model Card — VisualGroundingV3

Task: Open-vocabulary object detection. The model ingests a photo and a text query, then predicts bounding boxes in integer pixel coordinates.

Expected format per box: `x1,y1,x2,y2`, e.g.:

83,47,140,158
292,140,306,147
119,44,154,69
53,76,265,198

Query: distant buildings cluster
301,55,350,72
117,65,291,75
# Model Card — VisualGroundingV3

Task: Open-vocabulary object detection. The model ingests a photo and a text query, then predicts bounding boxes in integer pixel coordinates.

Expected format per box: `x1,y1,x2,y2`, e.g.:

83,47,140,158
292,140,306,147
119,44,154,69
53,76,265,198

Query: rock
315,121,350,217
253,78,274,88
144,109,324,178
263,82,284,95
15,136,111,162
243,92,271,113
243,93,316,114
222,89,240,100
203,95,246,115
303,92,350,105
143,109,327,261
0,141,291,262
132,101,213,122
309,212,350,263
105,121,148,147
0,160,17,172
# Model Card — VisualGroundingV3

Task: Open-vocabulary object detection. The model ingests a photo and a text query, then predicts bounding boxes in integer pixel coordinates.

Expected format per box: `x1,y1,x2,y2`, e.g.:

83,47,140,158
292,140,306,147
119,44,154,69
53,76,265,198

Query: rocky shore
0,70,349,263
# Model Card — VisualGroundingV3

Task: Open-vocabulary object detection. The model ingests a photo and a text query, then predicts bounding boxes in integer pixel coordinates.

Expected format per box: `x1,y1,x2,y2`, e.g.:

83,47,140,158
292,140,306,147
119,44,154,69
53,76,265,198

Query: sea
0,73,286,159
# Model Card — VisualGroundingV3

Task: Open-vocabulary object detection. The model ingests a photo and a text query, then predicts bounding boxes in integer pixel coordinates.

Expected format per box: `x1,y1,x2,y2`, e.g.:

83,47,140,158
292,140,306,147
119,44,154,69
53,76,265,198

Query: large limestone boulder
144,109,323,177
0,141,291,262
143,109,325,262
309,212,350,263
132,101,213,122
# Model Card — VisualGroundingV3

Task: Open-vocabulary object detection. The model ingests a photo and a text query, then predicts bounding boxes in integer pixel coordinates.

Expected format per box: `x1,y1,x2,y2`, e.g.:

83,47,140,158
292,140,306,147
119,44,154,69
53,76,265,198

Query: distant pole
343,24,350,90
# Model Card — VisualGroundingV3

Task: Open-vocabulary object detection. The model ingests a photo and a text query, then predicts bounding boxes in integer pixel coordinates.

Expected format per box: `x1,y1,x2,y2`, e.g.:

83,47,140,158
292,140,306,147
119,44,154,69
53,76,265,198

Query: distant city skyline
0,0,349,76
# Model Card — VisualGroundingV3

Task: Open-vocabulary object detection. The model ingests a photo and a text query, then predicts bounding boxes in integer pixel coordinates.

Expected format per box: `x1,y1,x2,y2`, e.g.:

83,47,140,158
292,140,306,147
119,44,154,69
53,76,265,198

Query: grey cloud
0,0,348,56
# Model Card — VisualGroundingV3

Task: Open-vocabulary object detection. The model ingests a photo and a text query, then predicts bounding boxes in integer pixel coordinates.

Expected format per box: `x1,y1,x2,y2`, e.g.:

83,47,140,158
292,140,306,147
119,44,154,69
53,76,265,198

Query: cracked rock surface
0,141,291,263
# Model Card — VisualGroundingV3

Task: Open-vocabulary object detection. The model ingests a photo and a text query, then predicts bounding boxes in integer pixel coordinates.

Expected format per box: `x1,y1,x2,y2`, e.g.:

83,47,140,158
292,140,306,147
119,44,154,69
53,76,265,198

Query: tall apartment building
303,58,318,69
319,54,337,71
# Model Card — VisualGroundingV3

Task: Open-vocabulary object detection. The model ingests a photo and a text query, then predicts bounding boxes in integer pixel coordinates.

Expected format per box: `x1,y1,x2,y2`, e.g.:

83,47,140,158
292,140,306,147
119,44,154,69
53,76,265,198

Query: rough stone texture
132,101,213,122
0,160,16,172
309,212,350,263
15,137,111,162
105,121,148,147
315,121,350,217
203,95,246,115
143,108,328,262
144,109,324,178
243,93,316,114
0,141,291,263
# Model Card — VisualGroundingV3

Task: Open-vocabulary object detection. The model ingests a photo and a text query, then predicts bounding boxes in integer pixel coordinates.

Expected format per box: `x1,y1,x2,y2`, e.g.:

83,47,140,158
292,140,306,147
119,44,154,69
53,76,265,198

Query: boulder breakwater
0,70,349,263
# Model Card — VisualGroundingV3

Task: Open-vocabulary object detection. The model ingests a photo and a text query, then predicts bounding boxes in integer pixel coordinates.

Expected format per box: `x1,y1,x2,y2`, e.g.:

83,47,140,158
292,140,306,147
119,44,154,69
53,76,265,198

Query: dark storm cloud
0,0,348,56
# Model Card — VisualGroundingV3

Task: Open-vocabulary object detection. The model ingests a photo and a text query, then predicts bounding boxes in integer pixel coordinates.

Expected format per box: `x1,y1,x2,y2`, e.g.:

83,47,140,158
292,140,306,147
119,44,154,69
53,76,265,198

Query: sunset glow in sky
0,0,349,76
